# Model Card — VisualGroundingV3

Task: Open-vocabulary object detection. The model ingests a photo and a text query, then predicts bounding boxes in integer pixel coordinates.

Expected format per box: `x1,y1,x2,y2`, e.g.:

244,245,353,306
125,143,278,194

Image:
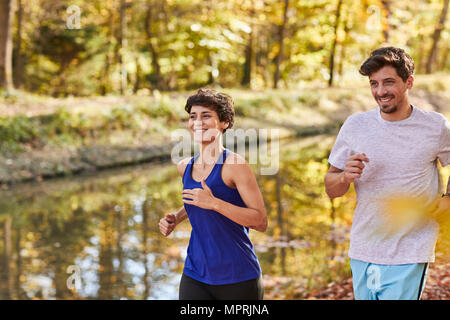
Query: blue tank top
182,149,261,285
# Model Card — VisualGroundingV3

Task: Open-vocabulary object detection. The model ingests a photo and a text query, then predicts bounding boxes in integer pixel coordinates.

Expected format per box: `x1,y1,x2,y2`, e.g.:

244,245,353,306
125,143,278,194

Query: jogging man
324,47,450,300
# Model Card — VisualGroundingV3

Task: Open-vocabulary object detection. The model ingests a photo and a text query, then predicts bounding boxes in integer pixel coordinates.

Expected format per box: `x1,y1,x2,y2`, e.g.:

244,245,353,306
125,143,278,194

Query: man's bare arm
325,166,350,198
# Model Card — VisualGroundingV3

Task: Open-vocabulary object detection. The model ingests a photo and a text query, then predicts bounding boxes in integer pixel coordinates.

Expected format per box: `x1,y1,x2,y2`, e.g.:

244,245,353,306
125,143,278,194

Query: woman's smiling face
188,105,229,143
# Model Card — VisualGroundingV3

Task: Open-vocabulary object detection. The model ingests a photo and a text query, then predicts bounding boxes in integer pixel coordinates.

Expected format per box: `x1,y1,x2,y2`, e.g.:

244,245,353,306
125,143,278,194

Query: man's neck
380,102,413,122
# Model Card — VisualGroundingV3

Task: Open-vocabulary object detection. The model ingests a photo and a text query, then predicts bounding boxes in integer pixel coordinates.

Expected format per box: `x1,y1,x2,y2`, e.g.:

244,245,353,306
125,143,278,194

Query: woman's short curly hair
359,47,414,82
185,88,234,133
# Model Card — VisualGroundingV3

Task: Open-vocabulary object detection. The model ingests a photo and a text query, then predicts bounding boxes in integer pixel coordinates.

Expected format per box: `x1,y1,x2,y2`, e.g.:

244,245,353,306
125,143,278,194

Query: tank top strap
206,149,229,181
222,148,231,162
182,153,200,185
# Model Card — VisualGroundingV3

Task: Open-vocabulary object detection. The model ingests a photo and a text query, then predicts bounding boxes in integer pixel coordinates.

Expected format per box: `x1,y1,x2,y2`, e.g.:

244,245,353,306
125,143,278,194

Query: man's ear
406,75,414,90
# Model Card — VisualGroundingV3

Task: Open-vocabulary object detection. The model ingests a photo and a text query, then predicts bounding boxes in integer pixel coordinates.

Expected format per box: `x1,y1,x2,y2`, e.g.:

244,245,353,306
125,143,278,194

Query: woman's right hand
159,213,177,237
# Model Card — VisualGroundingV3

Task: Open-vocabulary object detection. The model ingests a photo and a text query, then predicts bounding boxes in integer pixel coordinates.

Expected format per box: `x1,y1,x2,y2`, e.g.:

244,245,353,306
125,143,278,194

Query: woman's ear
221,121,230,131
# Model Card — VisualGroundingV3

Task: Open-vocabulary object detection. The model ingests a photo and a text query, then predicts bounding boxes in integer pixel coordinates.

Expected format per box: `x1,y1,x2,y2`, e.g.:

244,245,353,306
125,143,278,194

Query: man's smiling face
369,65,413,115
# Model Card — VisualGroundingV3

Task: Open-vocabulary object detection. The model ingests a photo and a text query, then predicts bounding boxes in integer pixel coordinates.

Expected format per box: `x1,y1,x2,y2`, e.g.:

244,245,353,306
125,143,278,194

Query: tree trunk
328,0,344,87
118,0,127,94
14,0,23,88
426,0,449,74
98,219,114,299
15,224,23,298
275,174,285,239
115,207,125,299
275,174,287,274
338,9,349,77
0,0,14,90
259,27,271,88
273,0,289,89
241,29,254,87
133,55,141,93
100,6,115,95
53,253,68,299
241,3,256,88
145,0,163,90
381,0,392,43
100,52,112,96
142,196,150,299
329,198,338,259
1,218,13,299
338,43,346,77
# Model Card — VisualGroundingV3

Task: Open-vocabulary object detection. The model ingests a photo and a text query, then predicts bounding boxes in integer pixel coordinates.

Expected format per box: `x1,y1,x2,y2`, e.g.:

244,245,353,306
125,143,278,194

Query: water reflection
0,136,355,299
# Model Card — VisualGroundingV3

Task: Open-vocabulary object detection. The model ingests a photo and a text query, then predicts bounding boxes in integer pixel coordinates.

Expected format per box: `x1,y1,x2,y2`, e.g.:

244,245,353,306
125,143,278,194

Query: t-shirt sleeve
328,118,354,170
437,116,450,166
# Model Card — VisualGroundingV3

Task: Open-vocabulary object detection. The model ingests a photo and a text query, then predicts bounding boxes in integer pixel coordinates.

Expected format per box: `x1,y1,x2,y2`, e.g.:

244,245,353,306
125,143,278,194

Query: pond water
0,136,357,299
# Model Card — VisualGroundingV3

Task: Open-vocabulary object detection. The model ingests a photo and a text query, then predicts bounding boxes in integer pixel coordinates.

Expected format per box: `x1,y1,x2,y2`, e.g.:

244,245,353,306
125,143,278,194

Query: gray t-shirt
328,106,450,264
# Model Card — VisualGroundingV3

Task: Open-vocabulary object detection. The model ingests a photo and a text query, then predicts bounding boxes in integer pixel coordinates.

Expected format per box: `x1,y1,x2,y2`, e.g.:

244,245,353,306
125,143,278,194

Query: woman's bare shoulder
224,151,247,165
223,151,250,178
176,157,192,177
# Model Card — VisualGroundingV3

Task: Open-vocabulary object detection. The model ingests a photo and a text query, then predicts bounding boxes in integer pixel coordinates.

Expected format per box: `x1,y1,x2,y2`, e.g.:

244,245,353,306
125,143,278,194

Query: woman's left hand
182,179,216,210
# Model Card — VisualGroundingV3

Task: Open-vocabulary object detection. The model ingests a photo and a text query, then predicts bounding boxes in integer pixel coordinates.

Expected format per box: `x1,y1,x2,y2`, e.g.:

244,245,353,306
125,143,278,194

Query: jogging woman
159,88,267,300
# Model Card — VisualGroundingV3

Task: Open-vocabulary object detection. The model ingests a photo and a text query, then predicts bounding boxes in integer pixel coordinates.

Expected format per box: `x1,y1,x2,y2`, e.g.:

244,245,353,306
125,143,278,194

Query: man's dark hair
359,47,414,82
185,88,234,132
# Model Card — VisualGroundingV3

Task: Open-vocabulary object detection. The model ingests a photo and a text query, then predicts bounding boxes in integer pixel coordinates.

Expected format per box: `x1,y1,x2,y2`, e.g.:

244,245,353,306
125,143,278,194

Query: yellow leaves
381,194,450,260
383,195,431,231
303,213,331,225
383,195,450,229
433,196,450,262
429,196,450,224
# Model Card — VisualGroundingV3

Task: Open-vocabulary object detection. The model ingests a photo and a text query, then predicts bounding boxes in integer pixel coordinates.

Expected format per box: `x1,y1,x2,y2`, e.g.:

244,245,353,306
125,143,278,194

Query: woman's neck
197,139,225,168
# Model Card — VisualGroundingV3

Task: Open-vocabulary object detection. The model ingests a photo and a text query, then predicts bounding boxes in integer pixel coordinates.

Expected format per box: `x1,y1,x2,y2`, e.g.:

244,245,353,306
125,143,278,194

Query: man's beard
380,103,398,114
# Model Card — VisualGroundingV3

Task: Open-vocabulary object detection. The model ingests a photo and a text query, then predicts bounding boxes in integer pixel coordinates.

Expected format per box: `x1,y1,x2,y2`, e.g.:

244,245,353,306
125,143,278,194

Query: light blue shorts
350,259,428,300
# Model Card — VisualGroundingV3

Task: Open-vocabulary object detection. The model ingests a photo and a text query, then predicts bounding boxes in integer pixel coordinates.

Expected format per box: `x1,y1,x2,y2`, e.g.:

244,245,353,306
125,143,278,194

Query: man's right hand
341,153,370,184
159,213,177,237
